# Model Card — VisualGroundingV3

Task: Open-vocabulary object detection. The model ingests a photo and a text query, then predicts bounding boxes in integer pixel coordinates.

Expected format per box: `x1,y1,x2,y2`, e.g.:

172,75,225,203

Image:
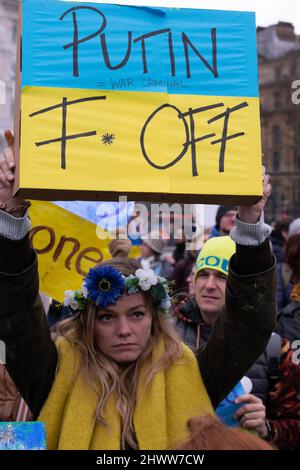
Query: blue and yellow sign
16,0,262,203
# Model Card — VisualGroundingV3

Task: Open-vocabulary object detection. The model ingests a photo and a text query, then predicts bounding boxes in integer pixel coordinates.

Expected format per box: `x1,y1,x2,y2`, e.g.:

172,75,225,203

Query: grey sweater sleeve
0,209,31,240
230,212,272,246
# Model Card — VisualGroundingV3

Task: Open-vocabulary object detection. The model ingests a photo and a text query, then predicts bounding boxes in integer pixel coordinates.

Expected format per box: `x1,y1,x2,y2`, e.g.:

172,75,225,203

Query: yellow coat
38,338,213,450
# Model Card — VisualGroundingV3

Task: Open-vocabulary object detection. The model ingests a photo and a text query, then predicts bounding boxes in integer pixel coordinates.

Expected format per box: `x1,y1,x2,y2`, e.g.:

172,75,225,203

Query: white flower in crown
135,268,158,291
64,290,79,310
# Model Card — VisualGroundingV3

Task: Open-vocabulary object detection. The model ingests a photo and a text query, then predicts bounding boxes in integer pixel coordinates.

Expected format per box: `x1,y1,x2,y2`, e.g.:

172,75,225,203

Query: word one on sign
13,0,262,203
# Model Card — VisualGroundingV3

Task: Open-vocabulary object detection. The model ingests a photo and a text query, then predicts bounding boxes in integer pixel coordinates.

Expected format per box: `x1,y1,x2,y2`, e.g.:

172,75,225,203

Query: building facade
0,0,18,150
258,22,300,221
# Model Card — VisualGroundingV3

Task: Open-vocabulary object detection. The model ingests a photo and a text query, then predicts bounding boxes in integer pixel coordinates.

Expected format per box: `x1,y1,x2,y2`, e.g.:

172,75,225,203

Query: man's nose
204,274,217,289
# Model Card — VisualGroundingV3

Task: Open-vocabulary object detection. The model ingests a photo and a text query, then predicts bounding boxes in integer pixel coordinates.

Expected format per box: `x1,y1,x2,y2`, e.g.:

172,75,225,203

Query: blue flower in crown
84,266,125,308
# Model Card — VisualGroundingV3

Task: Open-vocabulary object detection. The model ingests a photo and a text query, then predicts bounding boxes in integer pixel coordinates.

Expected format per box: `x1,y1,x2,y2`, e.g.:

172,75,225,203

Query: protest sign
14,0,262,203
29,200,140,301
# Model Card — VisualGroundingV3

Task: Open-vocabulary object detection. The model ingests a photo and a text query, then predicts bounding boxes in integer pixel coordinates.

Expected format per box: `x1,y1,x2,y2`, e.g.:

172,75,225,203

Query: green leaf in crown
150,283,167,301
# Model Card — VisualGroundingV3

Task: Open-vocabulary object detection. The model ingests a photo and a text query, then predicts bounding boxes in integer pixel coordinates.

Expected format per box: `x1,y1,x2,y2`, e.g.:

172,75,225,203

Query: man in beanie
173,228,300,449
210,205,237,237
173,236,235,348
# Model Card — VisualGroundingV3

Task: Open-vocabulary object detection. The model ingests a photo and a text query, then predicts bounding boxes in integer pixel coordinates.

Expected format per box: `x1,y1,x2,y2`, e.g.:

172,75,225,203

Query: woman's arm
0,131,58,418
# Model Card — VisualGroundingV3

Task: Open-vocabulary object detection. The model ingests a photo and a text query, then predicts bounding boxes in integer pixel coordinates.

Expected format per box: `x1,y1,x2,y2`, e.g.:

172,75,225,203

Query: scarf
38,337,213,450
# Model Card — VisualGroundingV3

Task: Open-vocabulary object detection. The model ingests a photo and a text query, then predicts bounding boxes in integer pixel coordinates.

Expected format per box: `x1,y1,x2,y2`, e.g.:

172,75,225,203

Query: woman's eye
131,311,145,318
98,314,112,322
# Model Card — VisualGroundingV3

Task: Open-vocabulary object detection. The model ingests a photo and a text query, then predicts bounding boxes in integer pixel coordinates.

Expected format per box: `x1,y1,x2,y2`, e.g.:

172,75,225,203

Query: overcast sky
76,0,300,33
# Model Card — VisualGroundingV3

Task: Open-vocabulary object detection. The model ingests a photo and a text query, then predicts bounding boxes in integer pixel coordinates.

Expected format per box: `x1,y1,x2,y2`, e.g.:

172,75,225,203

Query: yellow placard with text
20,86,262,200
29,200,140,301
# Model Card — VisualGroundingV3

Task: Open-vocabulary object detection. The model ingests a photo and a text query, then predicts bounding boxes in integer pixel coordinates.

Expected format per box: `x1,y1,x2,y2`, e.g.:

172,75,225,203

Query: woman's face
94,292,153,364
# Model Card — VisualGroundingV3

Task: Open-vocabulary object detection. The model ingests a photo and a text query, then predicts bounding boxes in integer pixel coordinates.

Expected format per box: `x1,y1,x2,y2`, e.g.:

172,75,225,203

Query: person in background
288,218,300,238
210,205,237,238
173,235,300,449
172,242,196,293
139,232,173,279
277,234,300,343
270,218,293,263
173,236,235,351
276,233,300,311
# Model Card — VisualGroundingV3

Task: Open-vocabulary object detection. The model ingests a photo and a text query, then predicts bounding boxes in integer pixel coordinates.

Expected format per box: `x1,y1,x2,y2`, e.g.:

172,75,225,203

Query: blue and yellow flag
29,199,139,301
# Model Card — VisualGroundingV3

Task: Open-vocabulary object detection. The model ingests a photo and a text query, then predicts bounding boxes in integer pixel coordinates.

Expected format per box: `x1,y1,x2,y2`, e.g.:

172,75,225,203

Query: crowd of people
0,129,299,450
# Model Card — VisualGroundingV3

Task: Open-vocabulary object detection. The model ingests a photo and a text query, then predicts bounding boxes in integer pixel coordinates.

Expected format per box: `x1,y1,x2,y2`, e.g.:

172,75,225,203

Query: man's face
220,210,237,234
194,269,227,325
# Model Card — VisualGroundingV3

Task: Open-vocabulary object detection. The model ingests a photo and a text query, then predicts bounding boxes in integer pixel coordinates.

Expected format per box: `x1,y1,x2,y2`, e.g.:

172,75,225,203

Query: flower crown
64,266,172,315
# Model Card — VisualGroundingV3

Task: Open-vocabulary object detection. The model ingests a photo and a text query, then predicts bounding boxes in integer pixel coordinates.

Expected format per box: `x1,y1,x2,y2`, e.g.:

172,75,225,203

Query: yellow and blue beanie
195,236,236,277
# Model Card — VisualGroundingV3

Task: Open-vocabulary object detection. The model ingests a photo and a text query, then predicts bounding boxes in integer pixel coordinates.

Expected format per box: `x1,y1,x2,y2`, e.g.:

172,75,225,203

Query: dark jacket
245,333,281,404
0,234,276,416
271,236,285,263
173,297,211,350
276,262,292,311
277,300,300,343
174,302,281,404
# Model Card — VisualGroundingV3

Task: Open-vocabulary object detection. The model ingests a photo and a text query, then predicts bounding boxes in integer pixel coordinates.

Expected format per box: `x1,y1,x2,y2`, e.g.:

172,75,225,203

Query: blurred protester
139,232,173,279
270,218,293,263
172,233,186,263
173,249,196,293
288,218,300,237
277,234,300,343
210,205,237,238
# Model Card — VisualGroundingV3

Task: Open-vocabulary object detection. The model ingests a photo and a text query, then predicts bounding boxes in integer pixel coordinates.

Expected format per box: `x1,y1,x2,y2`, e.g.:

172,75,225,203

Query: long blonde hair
56,257,183,449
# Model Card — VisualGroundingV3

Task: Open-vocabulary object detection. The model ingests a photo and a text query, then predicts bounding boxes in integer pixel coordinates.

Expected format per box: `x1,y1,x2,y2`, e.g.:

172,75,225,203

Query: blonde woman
0,131,276,450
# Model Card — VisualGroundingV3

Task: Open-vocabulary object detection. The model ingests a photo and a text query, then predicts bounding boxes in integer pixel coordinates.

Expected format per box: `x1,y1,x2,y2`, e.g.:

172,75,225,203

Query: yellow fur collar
38,338,213,450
